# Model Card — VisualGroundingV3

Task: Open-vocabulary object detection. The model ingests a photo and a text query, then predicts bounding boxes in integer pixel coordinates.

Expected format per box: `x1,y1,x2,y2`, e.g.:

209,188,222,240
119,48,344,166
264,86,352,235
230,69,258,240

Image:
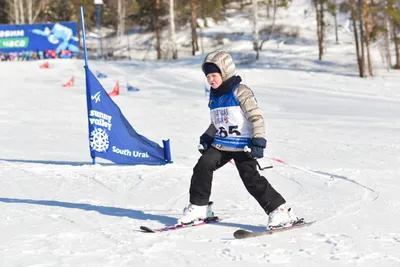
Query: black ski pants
189,146,286,214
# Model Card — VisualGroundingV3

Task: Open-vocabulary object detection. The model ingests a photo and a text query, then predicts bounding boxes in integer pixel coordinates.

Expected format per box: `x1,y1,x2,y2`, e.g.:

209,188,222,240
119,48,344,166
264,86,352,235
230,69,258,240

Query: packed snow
1,0,400,266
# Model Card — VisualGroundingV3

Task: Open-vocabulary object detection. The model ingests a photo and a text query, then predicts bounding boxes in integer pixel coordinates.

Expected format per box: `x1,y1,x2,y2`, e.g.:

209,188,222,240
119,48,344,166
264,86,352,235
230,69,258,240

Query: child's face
206,73,223,89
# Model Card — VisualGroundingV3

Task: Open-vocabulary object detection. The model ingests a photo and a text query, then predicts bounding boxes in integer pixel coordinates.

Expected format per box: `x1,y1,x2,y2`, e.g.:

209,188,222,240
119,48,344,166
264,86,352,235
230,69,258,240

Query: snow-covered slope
1,1,400,266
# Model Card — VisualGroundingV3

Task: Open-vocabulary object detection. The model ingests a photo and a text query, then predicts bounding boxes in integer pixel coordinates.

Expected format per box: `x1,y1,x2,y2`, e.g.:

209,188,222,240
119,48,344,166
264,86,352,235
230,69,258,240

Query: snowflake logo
90,128,109,152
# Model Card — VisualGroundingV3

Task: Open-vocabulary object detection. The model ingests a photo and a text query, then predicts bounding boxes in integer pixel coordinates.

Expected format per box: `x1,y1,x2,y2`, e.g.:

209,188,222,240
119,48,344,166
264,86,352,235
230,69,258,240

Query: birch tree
117,0,126,37
383,0,392,69
333,0,339,44
7,0,47,24
25,0,43,24
13,0,19,24
18,0,25,24
169,0,178,59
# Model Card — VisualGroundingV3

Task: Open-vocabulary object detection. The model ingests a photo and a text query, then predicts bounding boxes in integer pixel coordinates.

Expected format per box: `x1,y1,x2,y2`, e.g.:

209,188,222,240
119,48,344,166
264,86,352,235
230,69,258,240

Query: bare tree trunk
13,0,19,24
70,1,77,21
8,0,42,24
351,0,364,77
334,0,339,44
117,0,122,36
253,0,260,60
27,0,32,23
199,25,204,54
18,0,25,24
319,0,324,59
266,0,270,19
67,1,80,47
8,1,13,23
358,0,366,76
117,0,126,37
363,0,373,76
393,24,400,68
169,0,178,59
260,0,277,51
383,0,392,69
383,32,392,70
122,2,126,37
32,0,43,23
190,0,199,56
313,0,322,60
389,0,400,68
155,0,162,60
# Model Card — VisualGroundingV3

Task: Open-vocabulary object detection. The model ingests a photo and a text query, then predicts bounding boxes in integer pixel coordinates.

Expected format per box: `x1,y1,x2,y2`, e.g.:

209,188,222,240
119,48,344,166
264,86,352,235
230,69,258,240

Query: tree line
0,0,399,76
313,0,400,77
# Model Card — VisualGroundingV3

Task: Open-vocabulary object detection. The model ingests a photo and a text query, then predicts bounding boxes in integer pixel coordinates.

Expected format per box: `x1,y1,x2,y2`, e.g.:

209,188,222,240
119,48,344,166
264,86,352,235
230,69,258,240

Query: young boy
177,50,298,229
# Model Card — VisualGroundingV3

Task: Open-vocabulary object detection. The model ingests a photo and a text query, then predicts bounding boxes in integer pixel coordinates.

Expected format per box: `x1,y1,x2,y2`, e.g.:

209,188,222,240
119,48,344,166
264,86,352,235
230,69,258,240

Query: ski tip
233,220,315,239
233,229,273,239
140,226,156,233
233,229,250,239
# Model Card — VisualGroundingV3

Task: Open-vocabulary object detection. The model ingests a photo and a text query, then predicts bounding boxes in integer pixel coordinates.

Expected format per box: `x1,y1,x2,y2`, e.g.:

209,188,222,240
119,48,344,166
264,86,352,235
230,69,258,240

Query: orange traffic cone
40,62,49,69
62,76,74,87
108,81,120,97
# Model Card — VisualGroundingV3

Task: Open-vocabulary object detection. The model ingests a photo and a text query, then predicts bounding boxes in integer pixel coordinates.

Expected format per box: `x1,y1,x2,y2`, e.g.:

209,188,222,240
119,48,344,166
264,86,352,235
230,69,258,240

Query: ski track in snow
2,4,400,265
2,60,398,265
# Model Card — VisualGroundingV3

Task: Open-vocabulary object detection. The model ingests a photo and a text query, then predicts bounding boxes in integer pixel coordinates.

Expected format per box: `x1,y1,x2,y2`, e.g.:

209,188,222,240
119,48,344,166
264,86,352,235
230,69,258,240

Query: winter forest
0,0,399,77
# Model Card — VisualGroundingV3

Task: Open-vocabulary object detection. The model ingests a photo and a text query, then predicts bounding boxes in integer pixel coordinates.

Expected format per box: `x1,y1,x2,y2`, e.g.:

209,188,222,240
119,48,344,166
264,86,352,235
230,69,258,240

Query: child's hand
245,138,267,159
199,134,214,154
250,146,264,159
198,144,207,154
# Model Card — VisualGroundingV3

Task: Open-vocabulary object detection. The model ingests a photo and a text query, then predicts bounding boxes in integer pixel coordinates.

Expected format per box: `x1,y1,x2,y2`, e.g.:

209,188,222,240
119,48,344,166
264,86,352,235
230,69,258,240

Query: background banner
0,22,79,54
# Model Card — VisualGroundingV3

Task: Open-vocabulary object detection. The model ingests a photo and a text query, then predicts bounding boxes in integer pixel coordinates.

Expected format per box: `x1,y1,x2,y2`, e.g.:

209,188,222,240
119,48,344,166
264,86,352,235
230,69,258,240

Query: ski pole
229,159,272,170
266,155,380,196
243,146,273,171
256,161,273,170
265,156,333,179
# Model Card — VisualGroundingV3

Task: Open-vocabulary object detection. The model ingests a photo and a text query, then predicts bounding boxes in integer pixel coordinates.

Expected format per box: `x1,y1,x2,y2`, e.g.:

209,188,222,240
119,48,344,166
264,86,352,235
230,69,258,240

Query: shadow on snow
0,197,266,231
0,197,178,226
0,158,138,166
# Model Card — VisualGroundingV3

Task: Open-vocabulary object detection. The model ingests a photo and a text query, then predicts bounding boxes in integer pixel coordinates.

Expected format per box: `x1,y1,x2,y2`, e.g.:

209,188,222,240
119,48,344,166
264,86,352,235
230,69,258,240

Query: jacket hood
202,50,236,82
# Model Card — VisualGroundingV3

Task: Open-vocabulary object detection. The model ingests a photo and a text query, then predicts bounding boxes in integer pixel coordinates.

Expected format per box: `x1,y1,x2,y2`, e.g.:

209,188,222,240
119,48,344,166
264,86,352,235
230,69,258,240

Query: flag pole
80,6,89,67
80,6,96,164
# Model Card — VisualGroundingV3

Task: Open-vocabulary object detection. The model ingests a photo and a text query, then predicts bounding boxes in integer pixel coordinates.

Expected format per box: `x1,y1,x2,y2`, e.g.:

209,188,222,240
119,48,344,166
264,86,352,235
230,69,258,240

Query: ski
140,216,220,233
233,219,315,239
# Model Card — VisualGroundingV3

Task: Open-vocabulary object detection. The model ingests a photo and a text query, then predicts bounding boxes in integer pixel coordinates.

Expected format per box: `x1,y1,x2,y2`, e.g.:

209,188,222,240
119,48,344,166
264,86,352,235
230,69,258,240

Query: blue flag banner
86,68,171,165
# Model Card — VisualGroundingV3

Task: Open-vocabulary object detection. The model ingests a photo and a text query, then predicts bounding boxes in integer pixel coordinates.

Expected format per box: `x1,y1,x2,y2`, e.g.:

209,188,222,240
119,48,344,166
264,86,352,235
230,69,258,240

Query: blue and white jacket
204,84,266,152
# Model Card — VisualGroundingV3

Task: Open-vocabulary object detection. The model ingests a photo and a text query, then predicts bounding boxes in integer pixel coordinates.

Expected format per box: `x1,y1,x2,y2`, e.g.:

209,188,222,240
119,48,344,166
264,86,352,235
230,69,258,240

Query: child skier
177,50,298,229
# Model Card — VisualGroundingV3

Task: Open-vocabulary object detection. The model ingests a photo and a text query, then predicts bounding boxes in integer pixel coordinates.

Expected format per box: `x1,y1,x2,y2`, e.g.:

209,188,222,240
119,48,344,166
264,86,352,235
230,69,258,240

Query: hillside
1,1,400,266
